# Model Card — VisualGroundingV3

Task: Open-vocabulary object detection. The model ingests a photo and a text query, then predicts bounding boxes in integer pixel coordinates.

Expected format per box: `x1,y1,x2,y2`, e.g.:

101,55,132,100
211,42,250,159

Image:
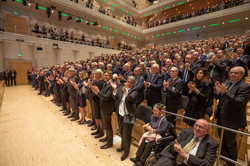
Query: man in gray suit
153,119,218,166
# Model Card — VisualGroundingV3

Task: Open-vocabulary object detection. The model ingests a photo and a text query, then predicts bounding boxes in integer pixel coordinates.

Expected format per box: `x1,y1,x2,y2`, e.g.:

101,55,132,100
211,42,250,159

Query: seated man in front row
153,119,218,166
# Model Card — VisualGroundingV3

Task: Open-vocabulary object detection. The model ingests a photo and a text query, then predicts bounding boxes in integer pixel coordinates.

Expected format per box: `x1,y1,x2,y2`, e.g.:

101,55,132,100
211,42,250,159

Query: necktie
183,69,188,83
169,79,173,86
176,137,198,164
150,75,154,82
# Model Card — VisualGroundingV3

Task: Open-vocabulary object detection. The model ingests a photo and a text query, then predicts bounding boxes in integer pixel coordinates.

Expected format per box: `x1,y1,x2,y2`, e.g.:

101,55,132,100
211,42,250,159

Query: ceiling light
203,26,206,28
222,22,225,24
246,17,248,19
187,29,190,31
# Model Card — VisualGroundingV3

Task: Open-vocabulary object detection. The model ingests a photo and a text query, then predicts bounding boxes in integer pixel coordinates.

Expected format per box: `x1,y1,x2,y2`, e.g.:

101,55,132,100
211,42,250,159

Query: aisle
0,85,136,166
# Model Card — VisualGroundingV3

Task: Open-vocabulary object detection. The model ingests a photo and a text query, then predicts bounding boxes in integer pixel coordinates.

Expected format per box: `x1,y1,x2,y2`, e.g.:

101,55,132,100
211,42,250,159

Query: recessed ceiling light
147,37,148,38
187,29,190,31
222,22,225,24
110,28,112,30
174,32,176,33
51,10,54,13
162,34,164,35
28,3,31,6
246,17,248,19
203,26,206,28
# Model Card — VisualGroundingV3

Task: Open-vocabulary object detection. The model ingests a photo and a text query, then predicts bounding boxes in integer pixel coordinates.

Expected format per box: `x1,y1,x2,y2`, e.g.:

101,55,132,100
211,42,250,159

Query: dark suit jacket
161,128,218,166
165,77,183,112
97,82,115,113
216,80,250,129
230,55,249,76
9,70,17,78
134,75,145,105
208,58,230,83
190,60,205,74
146,72,163,103
114,85,138,115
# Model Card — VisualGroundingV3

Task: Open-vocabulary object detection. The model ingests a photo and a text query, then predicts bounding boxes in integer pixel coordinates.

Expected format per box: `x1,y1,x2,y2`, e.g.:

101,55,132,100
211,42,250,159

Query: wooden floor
0,85,137,166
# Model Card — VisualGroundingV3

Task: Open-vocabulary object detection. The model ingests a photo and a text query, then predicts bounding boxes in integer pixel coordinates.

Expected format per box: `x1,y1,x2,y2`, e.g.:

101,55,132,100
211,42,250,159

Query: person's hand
91,85,99,94
82,81,88,87
174,140,188,160
88,79,92,87
211,55,218,64
110,81,117,90
215,81,221,94
188,81,195,91
220,83,227,93
144,81,150,88
163,80,169,90
185,63,190,70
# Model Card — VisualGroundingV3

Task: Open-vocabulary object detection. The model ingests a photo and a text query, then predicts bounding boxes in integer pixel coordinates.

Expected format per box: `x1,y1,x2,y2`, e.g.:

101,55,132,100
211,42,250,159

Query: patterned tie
150,75,154,82
176,137,199,164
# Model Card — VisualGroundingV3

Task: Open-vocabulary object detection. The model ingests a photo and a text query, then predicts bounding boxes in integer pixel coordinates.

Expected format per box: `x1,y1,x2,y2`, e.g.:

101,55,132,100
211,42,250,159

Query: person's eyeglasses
194,124,206,130
229,72,242,75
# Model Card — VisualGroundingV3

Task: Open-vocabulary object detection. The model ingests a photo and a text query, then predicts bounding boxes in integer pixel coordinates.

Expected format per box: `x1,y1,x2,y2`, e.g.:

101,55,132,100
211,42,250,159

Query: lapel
195,135,208,158
180,131,194,148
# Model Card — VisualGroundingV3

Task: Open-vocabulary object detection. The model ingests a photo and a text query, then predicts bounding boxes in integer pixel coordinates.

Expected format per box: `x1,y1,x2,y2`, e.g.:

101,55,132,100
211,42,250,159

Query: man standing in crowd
208,50,230,84
144,63,163,108
3,68,10,87
153,119,218,166
133,67,145,107
230,47,249,77
163,66,183,125
92,70,115,149
215,66,250,166
9,68,17,86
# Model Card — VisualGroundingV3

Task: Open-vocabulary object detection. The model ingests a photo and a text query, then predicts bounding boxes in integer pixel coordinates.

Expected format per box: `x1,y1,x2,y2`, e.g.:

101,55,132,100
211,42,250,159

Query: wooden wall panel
6,14,28,35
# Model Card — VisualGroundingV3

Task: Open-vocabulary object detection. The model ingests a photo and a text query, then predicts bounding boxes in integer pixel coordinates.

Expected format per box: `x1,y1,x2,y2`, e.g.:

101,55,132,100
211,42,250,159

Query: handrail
162,110,250,166
0,81,5,107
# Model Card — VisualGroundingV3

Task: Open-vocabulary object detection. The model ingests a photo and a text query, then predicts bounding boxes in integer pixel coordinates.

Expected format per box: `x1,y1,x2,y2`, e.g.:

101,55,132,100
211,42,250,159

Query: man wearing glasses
153,119,218,166
215,66,250,166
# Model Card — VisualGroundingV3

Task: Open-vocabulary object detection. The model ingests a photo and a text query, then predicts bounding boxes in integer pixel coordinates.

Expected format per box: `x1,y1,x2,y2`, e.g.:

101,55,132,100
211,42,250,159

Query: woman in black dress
72,71,88,124
184,68,213,126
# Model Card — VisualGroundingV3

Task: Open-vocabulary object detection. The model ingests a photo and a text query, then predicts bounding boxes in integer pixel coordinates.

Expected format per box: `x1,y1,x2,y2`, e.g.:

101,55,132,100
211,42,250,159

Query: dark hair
193,68,209,82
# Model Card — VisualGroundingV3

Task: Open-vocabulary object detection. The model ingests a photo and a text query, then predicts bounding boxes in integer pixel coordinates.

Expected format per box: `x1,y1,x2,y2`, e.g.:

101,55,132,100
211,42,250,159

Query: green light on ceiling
164,6,171,9
178,30,185,32
75,18,83,21
229,19,240,23
129,13,133,16
112,4,117,7
18,53,23,56
155,35,160,37
192,27,200,30
90,22,94,25
113,29,119,32
121,8,126,11
130,35,135,37
144,14,149,17
102,26,109,29
122,32,127,35
14,12,19,15
177,2,184,5
61,13,67,17
103,0,107,2
38,6,47,11
166,32,172,35
209,23,218,27
137,37,141,39
16,0,22,2
153,10,159,14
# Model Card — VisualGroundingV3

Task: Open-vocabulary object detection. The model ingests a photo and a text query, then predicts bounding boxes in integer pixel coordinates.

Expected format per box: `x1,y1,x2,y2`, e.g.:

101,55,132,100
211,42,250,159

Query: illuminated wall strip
113,30,118,32
38,6,47,10
112,4,117,7
209,23,218,27
178,30,185,32
137,37,141,39
166,32,172,35
103,0,107,2
16,0,22,3
155,35,160,37
130,35,135,37
153,10,159,14
129,13,133,16
102,26,108,29
61,13,67,17
90,22,94,25
122,32,127,35
229,19,240,23
121,9,126,12
192,27,200,30
177,2,184,5
164,6,171,9
144,14,149,17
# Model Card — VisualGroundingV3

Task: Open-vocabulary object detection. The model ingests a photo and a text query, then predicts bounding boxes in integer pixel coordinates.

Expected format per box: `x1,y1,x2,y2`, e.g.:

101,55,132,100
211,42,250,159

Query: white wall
0,32,120,69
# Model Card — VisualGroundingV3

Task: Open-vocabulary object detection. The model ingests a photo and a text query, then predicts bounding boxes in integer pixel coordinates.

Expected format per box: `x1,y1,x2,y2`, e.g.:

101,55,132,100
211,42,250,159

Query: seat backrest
136,105,152,124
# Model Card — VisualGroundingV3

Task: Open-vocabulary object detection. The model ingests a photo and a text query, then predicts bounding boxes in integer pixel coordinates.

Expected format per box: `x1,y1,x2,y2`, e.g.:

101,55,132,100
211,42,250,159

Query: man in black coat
153,119,218,166
144,64,163,108
9,68,17,86
215,66,250,166
92,70,115,149
111,76,138,161
133,67,145,107
163,66,183,125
